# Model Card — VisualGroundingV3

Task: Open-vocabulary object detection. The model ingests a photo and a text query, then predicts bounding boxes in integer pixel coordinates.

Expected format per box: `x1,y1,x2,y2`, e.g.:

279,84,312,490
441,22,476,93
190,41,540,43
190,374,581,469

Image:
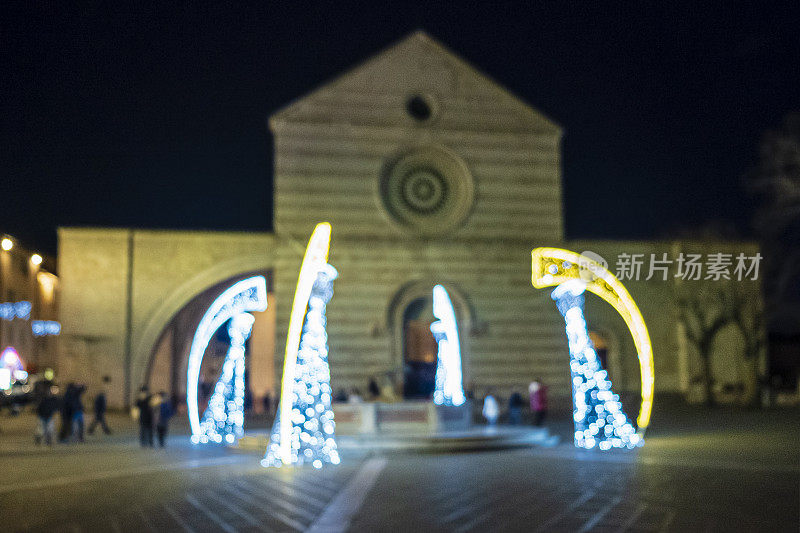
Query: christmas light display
552,280,641,449
195,313,254,444
187,276,268,441
31,320,61,336
532,247,654,434
0,301,31,321
263,222,340,468
430,284,466,406
0,347,24,390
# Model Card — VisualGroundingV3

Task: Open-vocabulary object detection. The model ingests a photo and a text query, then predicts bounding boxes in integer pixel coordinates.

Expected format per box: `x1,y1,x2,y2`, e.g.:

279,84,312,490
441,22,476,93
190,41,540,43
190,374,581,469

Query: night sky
2,4,798,255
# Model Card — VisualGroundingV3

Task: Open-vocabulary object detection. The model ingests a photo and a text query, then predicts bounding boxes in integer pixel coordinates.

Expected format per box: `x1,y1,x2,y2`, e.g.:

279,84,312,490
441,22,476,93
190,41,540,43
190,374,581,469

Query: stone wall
58,228,276,408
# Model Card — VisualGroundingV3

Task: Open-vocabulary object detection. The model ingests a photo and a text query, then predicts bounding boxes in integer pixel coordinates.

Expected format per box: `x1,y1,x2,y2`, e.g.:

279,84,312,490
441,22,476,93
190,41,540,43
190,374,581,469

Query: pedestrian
135,386,154,447
508,391,524,425
482,392,499,426
244,388,253,412
35,385,60,446
262,392,272,415
154,391,173,448
368,376,380,399
88,376,111,435
347,388,363,403
70,383,87,442
58,383,75,442
529,379,548,427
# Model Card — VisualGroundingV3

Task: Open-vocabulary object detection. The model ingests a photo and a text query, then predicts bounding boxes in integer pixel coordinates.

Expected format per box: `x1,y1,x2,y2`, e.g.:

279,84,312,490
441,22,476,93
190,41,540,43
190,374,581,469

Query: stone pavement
0,405,798,532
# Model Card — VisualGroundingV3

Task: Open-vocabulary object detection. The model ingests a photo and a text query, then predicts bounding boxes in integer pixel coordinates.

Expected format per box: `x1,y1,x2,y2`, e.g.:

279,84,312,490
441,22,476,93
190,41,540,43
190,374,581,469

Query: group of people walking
34,378,110,446
32,378,174,448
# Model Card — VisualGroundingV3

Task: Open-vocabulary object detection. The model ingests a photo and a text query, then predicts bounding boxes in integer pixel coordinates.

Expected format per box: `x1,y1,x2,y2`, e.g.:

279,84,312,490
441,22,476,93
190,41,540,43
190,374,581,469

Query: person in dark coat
135,386,154,447
154,392,173,448
58,383,75,442
35,386,60,446
70,383,87,442
262,392,274,415
368,377,380,399
508,392,524,425
88,376,111,435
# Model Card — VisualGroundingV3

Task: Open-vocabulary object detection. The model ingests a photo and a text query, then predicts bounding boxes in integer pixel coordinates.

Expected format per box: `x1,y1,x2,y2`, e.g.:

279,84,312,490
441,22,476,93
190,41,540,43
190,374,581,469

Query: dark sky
2,3,798,255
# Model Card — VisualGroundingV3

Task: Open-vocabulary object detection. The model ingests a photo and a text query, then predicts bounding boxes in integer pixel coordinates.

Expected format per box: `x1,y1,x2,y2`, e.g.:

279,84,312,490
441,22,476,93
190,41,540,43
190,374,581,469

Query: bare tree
677,284,736,406
729,290,766,405
747,113,800,334
677,281,765,406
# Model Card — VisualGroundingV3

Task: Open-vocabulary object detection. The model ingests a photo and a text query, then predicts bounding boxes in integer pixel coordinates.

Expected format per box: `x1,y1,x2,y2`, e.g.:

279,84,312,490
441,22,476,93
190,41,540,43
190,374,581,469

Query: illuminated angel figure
187,275,267,444
263,222,339,468
263,263,340,468
196,312,255,444
430,284,466,406
532,247,654,449
552,280,640,449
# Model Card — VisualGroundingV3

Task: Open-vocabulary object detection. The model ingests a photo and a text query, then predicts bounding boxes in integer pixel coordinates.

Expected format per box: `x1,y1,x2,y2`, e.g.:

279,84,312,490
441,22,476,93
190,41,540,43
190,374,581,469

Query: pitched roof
270,31,561,135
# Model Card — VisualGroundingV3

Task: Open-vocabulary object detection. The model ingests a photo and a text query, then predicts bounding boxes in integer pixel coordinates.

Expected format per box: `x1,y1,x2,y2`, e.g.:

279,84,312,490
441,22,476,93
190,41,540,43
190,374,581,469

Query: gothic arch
129,254,275,403
386,279,474,387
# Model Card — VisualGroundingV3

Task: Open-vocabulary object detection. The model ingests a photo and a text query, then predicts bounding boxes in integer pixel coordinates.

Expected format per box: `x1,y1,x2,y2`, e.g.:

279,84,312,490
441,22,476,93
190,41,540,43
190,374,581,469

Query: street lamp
30,254,42,266
1,238,12,251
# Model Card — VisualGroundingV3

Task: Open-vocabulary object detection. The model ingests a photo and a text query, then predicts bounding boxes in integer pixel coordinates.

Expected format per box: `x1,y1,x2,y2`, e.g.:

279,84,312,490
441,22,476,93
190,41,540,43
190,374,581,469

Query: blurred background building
0,234,59,385
55,32,767,411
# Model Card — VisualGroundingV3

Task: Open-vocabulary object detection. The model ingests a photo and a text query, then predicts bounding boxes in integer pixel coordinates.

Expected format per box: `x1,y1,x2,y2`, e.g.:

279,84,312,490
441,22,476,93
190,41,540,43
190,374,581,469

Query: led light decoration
430,284,466,406
0,301,32,321
187,276,268,441
0,347,24,390
196,313,255,444
532,247,654,439
263,222,339,468
1,347,23,372
552,280,640,449
32,320,61,336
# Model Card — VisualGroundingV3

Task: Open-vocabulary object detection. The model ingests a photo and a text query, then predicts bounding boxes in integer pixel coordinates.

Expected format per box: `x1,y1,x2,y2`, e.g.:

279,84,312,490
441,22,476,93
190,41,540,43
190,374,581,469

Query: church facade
57,32,761,411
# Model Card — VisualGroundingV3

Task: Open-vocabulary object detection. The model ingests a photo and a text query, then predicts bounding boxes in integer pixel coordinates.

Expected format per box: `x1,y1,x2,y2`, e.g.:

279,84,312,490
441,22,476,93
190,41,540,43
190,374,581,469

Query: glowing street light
1,238,12,251
30,254,42,266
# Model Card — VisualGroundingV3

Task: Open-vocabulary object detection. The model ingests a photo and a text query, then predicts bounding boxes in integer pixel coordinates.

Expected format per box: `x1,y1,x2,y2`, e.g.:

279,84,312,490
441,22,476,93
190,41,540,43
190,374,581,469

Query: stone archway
386,280,473,396
129,255,275,404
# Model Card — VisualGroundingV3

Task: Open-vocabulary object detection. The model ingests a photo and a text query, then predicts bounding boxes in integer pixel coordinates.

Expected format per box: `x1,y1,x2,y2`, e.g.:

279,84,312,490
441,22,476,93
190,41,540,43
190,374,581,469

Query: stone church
57,32,761,411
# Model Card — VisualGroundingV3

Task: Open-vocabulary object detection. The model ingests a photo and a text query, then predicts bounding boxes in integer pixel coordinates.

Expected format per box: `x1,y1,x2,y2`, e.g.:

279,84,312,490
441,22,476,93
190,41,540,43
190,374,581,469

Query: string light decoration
263,263,340,468
532,247,654,435
187,276,268,442
430,284,466,406
552,280,641,449
195,313,255,444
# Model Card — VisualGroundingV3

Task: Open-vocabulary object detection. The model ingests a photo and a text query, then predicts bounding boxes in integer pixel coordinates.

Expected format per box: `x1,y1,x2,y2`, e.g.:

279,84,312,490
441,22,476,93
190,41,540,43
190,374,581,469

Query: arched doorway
402,296,438,399
388,281,472,400
146,271,276,414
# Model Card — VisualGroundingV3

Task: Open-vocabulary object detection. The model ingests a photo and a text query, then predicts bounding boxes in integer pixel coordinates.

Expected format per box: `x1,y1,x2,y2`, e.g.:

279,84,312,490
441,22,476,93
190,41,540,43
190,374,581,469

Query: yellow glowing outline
277,222,332,464
532,247,654,432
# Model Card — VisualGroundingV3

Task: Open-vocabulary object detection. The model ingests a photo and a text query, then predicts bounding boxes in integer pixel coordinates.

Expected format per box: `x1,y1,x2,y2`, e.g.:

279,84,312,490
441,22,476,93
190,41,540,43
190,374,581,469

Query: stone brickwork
58,228,275,407
57,32,764,411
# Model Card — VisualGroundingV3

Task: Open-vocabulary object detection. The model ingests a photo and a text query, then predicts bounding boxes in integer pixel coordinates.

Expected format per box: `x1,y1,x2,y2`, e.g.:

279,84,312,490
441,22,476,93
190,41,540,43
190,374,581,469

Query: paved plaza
0,406,797,532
